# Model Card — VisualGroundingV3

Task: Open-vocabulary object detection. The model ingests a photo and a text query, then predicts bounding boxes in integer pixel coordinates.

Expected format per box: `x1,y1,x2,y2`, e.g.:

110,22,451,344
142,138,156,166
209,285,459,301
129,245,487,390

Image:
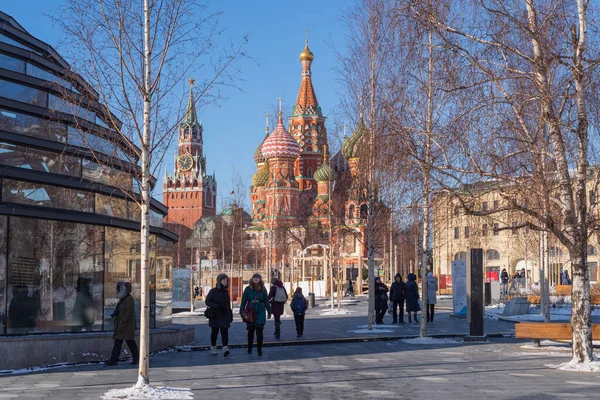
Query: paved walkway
0,337,596,399
175,297,516,347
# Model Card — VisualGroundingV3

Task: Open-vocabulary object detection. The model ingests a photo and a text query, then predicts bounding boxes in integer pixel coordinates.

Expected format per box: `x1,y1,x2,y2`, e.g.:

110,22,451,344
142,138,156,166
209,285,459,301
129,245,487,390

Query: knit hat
252,273,262,280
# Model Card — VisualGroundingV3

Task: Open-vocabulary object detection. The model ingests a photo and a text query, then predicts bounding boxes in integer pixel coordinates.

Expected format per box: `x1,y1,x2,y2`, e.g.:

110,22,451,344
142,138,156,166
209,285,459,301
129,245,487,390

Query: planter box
592,296,600,305
439,288,453,295
527,295,541,304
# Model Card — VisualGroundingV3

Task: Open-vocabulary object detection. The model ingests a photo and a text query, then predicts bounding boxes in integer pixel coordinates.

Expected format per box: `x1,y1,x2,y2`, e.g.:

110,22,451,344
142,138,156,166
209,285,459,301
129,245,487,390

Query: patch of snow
173,310,204,317
355,324,399,329
547,360,600,372
401,337,458,345
350,329,394,334
102,385,193,400
320,309,354,316
82,353,99,357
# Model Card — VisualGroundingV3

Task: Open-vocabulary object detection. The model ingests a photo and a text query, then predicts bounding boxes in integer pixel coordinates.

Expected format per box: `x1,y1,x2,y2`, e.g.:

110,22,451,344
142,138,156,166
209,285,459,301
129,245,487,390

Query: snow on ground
173,310,205,317
350,325,397,334
547,360,600,372
320,309,354,316
351,329,394,334
401,337,459,345
102,385,193,400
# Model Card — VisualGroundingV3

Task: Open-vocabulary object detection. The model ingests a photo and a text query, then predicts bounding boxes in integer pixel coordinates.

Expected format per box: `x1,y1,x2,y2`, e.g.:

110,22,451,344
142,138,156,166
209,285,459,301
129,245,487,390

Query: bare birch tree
54,0,246,385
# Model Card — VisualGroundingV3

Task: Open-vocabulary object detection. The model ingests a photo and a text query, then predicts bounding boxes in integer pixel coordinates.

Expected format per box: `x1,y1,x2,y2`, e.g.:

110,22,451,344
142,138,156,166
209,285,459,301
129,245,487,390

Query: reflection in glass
0,216,6,334
0,141,81,177
82,158,132,190
0,108,67,143
0,79,48,107
26,63,74,92
154,238,173,327
68,126,128,160
6,217,104,333
0,53,26,73
0,33,43,55
2,178,94,212
48,95,95,122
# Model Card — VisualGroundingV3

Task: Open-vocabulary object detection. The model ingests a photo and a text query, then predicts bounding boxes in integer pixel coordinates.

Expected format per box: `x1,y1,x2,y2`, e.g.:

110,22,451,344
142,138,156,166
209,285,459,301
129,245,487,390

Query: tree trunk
137,0,152,387
571,249,593,363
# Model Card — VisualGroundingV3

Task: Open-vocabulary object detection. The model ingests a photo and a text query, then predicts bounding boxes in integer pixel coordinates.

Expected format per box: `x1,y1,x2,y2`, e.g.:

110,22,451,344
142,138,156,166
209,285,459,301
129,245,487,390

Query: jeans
294,314,305,336
274,314,281,338
110,339,139,363
211,326,229,347
426,304,435,322
392,300,405,323
247,326,264,353
501,282,508,294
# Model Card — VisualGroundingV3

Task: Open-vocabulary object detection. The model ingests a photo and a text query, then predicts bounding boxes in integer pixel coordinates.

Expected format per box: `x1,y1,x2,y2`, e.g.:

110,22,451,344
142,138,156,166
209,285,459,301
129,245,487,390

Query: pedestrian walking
240,273,272,356
290,287,308,338
426,271,439,322
561,270,572,285
105,281,139,366
512,271,521,291
500,268,509,295
205,273,233,357
374,277,389,325
344,279,355,298
389,273,406,324
405,273,420,323
268,277,288,339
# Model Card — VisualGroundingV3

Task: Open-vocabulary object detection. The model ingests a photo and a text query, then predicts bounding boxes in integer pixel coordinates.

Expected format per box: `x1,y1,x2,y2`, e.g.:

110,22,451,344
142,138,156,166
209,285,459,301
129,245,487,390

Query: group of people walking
204,273,308,357
374,272,439,324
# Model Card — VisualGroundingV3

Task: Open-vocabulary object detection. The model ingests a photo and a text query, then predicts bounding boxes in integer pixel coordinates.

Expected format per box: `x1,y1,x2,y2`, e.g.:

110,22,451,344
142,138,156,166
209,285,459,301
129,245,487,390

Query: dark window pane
48,95,95,122
26,63,74,92
0,53,26,73
0,141,81,177
68,126,129,161
6,217,104,334
82,159,132,189
0,34,43,55
0,108,67,143
0,216,6,334
2,178,94,212
0,79,48,107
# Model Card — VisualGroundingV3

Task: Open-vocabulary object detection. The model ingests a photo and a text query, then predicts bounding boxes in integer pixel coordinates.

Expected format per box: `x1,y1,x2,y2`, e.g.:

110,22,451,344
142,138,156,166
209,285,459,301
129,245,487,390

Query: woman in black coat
405,273,420,323
374,277,389,325
205,273,233,357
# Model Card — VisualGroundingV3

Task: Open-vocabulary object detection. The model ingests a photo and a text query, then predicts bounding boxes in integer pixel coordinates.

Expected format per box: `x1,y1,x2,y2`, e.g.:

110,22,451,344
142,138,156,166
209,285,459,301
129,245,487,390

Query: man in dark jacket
389,273,406,323
500,268,509,295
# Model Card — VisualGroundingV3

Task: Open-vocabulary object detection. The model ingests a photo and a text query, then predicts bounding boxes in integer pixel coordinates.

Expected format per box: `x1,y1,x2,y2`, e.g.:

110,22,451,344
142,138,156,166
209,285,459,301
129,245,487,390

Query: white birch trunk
136,0,152,386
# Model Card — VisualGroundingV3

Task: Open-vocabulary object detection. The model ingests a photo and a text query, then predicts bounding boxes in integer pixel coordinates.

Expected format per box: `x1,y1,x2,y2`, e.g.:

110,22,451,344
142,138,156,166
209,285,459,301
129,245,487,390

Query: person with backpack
389,273,406,324
240,273,272,356
205,273,233,357
426,271,439,322
268,277,288,339
374,276,389,325
405,273,420,323
290,287,308,338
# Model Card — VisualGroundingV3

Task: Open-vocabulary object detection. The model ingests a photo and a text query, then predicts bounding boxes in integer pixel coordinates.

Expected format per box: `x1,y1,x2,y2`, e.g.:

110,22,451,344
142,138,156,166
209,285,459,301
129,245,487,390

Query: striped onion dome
261,113,301,160
314,146,336,182
342,113,367,160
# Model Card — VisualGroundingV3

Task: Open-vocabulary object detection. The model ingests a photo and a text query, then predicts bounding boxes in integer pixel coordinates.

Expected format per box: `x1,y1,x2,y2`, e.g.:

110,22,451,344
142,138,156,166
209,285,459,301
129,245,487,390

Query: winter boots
223,346,230,357
211,346,217,356
274,322,281,339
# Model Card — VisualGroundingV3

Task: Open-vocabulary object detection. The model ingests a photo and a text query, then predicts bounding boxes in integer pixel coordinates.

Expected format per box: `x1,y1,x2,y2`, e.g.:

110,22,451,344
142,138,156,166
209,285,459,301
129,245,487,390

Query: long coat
374,283,389,310
427,276,439,305
268,281,288,317
205,286,233,328
240,286,272,327
405,280,420,312
113,295,135,341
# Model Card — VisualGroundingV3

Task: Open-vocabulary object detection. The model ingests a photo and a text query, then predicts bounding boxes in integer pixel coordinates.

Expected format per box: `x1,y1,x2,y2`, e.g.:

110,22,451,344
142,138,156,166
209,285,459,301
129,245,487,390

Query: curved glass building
0,11,176,335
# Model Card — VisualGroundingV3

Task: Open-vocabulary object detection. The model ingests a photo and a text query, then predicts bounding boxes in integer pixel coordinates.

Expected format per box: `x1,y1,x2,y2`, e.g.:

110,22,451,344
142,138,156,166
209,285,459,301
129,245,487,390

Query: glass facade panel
0,108,67,143
0,53,26,73
2,178,94,212
82,158,132,189
154,239,172,327
0,216,6,334
96,194,129,220
0,79,48,107
6,217,104,333
150,209,164,228
48,95,95,122
68,126,125,160
104,228,157,330
26,63,74,92
0,141,81,177
0,33,43,55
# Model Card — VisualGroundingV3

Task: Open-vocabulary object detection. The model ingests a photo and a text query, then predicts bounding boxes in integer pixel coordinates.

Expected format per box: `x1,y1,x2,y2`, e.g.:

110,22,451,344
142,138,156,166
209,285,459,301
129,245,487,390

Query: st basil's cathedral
247,39,379,289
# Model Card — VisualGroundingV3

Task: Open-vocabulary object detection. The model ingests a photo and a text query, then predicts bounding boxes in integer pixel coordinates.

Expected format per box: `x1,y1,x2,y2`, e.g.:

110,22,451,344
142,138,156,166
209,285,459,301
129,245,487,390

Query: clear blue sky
2,1,353,210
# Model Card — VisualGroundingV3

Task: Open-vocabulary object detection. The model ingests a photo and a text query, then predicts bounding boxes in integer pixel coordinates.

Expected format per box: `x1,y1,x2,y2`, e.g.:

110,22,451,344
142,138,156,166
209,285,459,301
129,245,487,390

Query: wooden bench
515,322,600,346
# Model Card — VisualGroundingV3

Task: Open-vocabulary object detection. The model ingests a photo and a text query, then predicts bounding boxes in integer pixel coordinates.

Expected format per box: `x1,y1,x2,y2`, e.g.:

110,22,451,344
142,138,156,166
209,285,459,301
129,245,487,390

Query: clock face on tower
177,154,193,172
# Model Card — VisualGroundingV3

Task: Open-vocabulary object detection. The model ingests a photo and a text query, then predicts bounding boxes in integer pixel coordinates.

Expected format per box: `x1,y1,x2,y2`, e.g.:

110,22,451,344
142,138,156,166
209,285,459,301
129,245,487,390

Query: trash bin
308,293,315,308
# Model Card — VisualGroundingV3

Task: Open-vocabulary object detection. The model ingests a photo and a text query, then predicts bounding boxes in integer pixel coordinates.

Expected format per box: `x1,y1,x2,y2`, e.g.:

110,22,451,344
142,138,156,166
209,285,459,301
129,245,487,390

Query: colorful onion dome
251,161,269,187
261,113,301,160
314,145,336,182
331,149,349,173
299,40,314,62
254,132,268,165
342,112,367,160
